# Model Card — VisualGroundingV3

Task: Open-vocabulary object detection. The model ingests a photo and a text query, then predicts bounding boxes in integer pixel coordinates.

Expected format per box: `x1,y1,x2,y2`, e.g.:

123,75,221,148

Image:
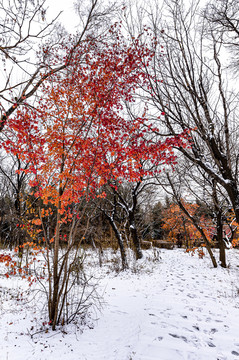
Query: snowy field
0,248,239,360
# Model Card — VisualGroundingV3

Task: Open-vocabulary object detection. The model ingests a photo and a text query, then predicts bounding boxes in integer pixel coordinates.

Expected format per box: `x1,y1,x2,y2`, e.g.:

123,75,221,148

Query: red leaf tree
2,27,189,328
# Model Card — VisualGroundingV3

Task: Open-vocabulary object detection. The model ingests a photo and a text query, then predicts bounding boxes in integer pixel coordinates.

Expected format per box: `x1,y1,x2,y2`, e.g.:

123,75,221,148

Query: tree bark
107,216,128,270
212,180,227,268
216,209,226,268
129,210,143,260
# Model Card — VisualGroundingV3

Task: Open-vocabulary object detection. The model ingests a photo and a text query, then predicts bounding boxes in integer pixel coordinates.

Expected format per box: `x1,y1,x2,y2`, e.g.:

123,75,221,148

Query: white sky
46,0,80,33
45,0,208,34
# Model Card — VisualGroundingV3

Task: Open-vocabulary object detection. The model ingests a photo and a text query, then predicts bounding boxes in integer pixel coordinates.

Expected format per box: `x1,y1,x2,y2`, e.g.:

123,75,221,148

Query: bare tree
110,180,144,260
158,154,235,267
143,0,239,225
204,0,239,71
97,185,129,270
0,151,30,249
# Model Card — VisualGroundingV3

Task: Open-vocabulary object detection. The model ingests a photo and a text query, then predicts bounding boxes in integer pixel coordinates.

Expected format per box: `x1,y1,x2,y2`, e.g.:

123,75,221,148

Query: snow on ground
0,248,239,360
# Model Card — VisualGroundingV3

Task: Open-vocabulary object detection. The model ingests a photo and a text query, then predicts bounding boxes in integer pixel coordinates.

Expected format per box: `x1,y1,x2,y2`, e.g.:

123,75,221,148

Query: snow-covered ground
0,248,239,360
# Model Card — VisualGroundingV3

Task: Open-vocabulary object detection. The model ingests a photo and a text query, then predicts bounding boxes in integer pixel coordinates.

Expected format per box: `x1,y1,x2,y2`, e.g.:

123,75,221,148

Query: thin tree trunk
129,211,143,260
107,216,128,270
212,180,227,268
50,208,61,330
217,211,226,268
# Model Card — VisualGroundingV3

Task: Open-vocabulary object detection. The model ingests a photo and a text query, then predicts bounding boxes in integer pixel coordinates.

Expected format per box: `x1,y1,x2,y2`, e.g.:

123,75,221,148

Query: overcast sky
46,0,80,33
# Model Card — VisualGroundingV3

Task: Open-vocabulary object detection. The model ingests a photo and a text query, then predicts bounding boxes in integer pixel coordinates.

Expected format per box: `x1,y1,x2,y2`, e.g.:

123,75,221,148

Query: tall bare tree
143,0,239,224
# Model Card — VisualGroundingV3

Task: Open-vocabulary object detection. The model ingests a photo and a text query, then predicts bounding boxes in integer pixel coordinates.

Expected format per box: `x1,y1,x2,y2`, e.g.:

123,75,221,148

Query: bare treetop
0,0,117,132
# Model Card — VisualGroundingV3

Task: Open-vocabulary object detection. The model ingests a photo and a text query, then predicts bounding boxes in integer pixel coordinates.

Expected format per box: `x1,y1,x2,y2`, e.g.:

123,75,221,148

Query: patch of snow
0,248,239,360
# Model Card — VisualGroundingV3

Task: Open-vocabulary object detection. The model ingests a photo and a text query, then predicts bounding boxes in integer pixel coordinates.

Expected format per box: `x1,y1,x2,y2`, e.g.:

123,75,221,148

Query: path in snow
77,250,239,360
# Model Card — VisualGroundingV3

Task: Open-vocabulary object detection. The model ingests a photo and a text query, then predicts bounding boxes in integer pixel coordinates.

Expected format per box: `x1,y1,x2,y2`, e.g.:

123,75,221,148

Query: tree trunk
217,210,227,268
107,216,128,270
14,188,23,258
212,180,227,268
129,211,143,260
225,183,239,226
50,209,61,330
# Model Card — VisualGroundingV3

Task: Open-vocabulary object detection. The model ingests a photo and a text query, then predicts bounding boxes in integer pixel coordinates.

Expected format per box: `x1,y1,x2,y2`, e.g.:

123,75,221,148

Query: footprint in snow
181,314,188,318
187,294,197,298
169,333,188,343
154,336,163,341
192,325,200,331
207,341,216,347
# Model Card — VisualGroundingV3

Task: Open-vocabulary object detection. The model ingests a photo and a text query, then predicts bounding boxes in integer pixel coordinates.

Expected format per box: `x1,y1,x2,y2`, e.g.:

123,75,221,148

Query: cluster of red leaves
1,243,45,285
2,27,190,224
0,253,12,264
186,247,206,259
